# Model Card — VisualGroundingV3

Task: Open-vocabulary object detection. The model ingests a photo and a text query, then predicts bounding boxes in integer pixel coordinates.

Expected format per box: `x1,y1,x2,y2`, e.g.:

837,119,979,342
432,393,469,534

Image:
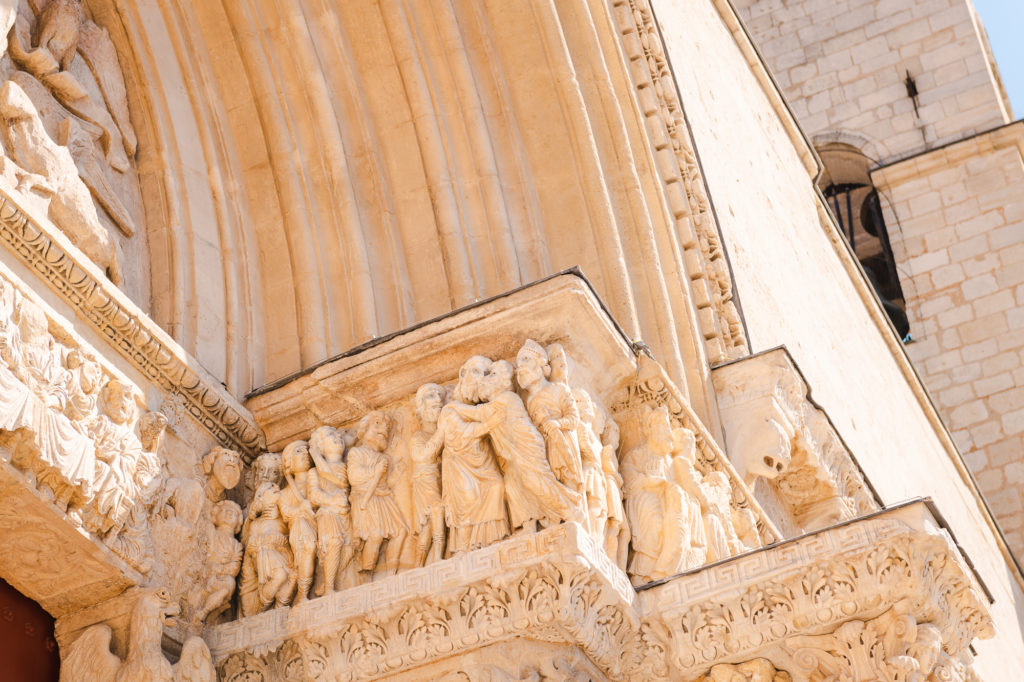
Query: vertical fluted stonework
90,0,730,423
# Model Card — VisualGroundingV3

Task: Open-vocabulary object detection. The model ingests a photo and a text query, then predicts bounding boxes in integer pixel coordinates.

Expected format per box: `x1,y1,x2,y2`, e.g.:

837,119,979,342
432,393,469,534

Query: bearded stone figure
348,411,407,575
621,405,707,585
410,384,447,565
239,453,295,616
516,340,584,495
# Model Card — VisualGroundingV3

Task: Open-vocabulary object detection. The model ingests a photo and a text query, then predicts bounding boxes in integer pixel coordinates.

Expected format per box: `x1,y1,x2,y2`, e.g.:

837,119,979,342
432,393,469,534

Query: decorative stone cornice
206,502,990,681
0,190,264,456
209,523,638,681
634,501,993,679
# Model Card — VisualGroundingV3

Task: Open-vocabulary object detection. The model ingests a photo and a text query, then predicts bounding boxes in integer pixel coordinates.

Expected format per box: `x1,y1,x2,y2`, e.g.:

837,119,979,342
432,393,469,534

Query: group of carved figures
0,285,163,571
0,278,248,627
0,0,141,284
236,339,757,619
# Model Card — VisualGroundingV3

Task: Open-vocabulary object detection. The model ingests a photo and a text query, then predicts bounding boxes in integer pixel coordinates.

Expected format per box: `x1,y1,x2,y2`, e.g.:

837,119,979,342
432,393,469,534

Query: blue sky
972,0,1024,118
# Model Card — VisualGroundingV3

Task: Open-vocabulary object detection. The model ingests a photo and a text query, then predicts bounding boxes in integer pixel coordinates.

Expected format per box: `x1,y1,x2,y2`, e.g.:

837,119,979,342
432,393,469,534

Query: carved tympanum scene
0,0,143,292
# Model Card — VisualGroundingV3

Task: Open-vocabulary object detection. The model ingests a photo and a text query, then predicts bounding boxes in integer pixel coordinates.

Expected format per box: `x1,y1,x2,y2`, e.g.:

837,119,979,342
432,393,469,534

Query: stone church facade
0,0,1017,680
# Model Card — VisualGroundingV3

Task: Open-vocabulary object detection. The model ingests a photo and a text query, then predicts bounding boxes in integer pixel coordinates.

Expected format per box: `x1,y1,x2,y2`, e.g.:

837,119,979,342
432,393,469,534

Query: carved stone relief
230,340,773,619
59,587,216,682
0,0,144,286
712,348,879,535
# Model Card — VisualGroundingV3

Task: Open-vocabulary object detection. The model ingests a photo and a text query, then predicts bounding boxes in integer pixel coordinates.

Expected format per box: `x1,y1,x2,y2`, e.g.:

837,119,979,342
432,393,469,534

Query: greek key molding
633,502,993,679
0,190,264,456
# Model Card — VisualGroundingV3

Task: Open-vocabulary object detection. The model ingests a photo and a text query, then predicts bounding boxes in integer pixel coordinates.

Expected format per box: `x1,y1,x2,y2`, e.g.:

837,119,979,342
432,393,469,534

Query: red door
0,578,59,681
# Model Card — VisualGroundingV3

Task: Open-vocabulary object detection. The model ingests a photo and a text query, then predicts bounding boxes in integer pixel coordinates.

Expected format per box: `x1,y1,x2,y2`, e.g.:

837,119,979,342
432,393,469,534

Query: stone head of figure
139,411,169,453
456,356,491,405
204,446,242,491
16,300,48,345
547,343,569,384
357,411,390,451
309,425,345,463
282,440,311,475
253,452,282,487
213,499,243,535
515,339,549,392
101,379,136,425
482,360,514,401
253,480,280,511
644,406,674,452
672,426,698,463
414,383,447,425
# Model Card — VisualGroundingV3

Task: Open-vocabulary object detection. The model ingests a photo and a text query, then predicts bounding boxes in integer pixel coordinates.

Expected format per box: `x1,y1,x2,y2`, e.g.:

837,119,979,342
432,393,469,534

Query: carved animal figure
59,587,216,682
35,0,85,71
0,80,122,283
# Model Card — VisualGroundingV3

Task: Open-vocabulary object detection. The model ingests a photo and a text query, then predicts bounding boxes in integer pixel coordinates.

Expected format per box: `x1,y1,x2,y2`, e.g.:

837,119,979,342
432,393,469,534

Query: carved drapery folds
712,348,879,534
0,0,143,285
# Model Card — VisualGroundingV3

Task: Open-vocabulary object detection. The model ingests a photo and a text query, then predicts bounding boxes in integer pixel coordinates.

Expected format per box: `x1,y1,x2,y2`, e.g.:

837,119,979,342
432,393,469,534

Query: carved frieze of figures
226,339,774,626
712,349,879,534
0,0,144,285
0,280,172,573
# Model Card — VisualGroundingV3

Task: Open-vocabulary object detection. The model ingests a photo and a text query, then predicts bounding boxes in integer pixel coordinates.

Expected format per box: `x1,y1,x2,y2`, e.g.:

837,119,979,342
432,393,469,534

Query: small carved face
213,448,241,489
482,361,514,400
102,380,135,425
457,356,491,404
515,353,544,391
80,361,102,394
253,453,282,487
282,441,311,475
415,384,446,424
359,412,389,451
214,500,243,534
